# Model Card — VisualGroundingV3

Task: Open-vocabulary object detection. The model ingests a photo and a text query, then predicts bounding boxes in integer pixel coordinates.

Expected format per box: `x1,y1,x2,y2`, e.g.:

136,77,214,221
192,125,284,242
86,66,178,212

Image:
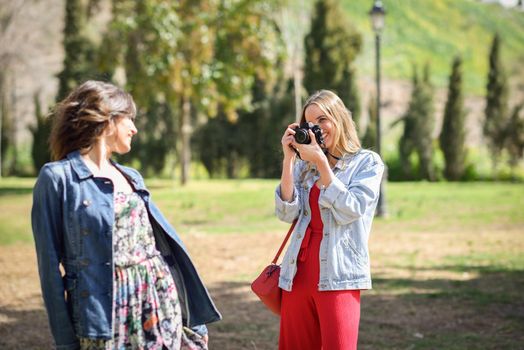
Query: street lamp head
369,0,386,33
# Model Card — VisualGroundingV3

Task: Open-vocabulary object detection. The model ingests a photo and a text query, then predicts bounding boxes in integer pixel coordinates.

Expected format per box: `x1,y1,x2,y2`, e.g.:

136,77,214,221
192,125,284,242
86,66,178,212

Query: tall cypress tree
484,33,509,169
29,92,51,171
303,0,362,128
398,64,436,181
398,68,418,179
415,64,436,181
440,56,466,181
505,103,524,173
57,0,97,101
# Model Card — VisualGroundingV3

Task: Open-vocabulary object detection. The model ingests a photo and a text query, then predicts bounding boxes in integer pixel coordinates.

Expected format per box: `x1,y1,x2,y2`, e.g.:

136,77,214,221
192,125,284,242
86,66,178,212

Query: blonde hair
300,90,361,156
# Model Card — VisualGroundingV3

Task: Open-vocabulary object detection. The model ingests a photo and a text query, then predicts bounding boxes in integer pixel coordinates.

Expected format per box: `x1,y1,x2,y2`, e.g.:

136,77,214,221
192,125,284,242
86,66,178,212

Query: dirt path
1,227,523,349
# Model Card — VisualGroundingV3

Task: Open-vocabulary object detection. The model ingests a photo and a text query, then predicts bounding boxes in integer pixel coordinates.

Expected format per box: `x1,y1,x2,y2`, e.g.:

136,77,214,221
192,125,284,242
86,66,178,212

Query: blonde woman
276,90,384,350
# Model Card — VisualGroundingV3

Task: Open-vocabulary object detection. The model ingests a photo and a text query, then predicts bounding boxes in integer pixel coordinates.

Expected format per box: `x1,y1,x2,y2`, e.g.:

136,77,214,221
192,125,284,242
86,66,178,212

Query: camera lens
294,129,310,144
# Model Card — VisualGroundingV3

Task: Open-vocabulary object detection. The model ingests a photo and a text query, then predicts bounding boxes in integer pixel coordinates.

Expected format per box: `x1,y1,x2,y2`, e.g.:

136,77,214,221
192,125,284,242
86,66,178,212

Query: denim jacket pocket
339,232,366,269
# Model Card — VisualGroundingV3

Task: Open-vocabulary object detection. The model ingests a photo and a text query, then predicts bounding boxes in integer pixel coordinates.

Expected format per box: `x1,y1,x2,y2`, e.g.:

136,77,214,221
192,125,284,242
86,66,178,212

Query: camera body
293,122,324,145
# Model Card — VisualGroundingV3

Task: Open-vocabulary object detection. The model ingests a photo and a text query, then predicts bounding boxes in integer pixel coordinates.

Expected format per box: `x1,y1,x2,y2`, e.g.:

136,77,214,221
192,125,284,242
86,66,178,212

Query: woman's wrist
316,156,334,187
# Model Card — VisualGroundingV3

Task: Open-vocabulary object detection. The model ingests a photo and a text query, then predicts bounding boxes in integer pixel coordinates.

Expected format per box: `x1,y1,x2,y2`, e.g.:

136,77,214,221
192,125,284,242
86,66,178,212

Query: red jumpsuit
279,184,361,350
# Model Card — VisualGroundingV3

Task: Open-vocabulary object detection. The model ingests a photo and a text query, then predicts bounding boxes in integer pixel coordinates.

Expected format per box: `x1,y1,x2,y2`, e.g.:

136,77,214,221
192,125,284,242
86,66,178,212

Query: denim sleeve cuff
192,324,208,336
318,177,346,209
275,184,298,215
55,340,80,350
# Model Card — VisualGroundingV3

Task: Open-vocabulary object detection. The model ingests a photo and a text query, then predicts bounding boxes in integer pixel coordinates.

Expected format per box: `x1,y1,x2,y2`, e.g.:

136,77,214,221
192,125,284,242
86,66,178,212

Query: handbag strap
271,220,297,265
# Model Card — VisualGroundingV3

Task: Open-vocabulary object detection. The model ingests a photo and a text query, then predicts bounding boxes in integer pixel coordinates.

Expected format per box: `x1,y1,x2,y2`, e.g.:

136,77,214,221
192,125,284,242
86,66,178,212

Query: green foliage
505,102,524,172
100,0,284,181
0,71,11,175
484,33,510,168
237,78,295,178
30,0,101,174
362,93,377,150
29,92,51,172
194,75,294,179
439,56,467,181
398,64,436,181
1,178,523,244
303,0,362,125
56,0,99,101
193,112,241,179
340,0,524,94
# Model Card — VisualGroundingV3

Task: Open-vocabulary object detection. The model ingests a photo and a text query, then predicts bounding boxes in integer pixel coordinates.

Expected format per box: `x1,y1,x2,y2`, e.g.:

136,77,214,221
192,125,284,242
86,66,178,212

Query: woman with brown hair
32,80,220,350
276,90,384,349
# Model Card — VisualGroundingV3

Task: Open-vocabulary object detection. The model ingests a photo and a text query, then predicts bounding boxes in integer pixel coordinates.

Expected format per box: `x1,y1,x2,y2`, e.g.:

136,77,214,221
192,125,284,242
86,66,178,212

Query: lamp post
369,0,387,217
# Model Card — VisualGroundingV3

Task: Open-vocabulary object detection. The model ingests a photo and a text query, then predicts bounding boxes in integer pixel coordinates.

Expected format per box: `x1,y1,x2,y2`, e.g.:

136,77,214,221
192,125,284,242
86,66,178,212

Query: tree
505,102,524,175
303,0,362,128
101,0,283,183
398,64,436,181
439,56,467,181
276,0,313,119
56,0,99,101
362,94,377,150
484,33,509,169
237,76,295,178
0,0,27,176
29,92,51,171
26,0,100,172
414,64,436,181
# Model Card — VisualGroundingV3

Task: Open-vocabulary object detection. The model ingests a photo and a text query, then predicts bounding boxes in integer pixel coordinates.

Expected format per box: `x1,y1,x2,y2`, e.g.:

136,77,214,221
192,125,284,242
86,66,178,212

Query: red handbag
251,220,297,315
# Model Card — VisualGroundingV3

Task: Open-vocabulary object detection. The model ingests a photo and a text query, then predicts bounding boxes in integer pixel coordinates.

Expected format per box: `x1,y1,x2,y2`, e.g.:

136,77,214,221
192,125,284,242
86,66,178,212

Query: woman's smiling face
107,115,138,155
304,103,335,152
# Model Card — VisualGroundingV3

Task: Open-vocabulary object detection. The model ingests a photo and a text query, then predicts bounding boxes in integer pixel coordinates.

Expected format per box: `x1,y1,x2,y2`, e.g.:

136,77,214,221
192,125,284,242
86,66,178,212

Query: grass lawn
0,178,523,349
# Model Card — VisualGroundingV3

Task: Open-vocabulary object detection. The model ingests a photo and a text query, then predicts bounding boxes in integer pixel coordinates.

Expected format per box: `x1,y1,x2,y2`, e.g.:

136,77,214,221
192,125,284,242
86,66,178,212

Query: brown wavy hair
49,80,136,160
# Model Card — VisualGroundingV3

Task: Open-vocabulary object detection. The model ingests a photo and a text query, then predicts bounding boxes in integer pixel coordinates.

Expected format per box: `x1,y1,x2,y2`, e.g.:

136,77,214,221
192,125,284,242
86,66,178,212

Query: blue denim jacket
31,151,221,350
275,149,384,291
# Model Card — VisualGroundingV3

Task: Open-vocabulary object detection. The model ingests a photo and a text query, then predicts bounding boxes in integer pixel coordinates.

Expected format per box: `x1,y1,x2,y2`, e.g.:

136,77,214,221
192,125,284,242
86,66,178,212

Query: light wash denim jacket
31,151,221,350
275,149,384,292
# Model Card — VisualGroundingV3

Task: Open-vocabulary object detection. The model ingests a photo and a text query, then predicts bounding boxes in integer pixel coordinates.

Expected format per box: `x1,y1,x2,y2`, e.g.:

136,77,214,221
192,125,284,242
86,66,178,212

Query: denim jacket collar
67,150,146,191
307,149,362,180
333,149,362,171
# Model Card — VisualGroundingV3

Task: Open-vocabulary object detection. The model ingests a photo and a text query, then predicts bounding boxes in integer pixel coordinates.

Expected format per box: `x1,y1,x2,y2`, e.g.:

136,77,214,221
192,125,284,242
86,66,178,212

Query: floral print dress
79,192,203,350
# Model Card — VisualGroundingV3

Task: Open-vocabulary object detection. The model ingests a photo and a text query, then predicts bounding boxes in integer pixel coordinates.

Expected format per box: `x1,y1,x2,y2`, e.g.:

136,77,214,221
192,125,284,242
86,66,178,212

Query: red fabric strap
271,220,297,265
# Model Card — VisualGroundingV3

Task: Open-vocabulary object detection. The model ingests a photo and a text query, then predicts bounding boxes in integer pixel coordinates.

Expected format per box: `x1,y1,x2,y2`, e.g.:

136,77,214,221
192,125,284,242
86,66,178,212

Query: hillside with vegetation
338,0,524,94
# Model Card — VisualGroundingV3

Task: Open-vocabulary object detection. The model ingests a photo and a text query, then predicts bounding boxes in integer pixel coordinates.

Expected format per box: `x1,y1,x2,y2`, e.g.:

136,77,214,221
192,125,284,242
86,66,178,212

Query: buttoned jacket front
32,151,221,350
275,149,384,292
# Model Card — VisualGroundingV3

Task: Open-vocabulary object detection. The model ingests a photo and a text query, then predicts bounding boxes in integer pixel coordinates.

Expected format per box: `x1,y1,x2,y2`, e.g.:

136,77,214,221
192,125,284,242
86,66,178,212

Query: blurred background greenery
1,2,523,348
1,0,523,183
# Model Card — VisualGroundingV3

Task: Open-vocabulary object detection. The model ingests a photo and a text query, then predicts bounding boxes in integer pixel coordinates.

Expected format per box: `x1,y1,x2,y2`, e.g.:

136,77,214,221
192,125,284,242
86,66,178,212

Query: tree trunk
180,93,191,185
293,55,302,121
9,72,17,175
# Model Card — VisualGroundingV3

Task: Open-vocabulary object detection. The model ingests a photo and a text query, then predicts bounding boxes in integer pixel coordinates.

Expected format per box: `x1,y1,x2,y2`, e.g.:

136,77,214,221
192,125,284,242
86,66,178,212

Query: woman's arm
275,158,302,223
319,153,384,225
32,165,79,350
275,123,302,223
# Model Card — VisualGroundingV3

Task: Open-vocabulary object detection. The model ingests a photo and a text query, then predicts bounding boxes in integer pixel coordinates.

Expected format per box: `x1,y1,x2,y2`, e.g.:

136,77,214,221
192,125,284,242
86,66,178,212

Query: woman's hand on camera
282,123,299,161
292,129,325,165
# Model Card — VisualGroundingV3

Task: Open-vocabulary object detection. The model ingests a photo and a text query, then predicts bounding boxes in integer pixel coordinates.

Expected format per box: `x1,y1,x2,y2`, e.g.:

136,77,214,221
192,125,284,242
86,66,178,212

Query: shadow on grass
208,268,524,350
1,268,522,350
0,307,52,350
360,267,524,350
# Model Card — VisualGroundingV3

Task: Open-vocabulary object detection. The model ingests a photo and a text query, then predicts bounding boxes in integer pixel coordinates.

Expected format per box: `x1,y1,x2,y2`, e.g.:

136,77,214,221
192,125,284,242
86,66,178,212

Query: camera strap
323,148,341,161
